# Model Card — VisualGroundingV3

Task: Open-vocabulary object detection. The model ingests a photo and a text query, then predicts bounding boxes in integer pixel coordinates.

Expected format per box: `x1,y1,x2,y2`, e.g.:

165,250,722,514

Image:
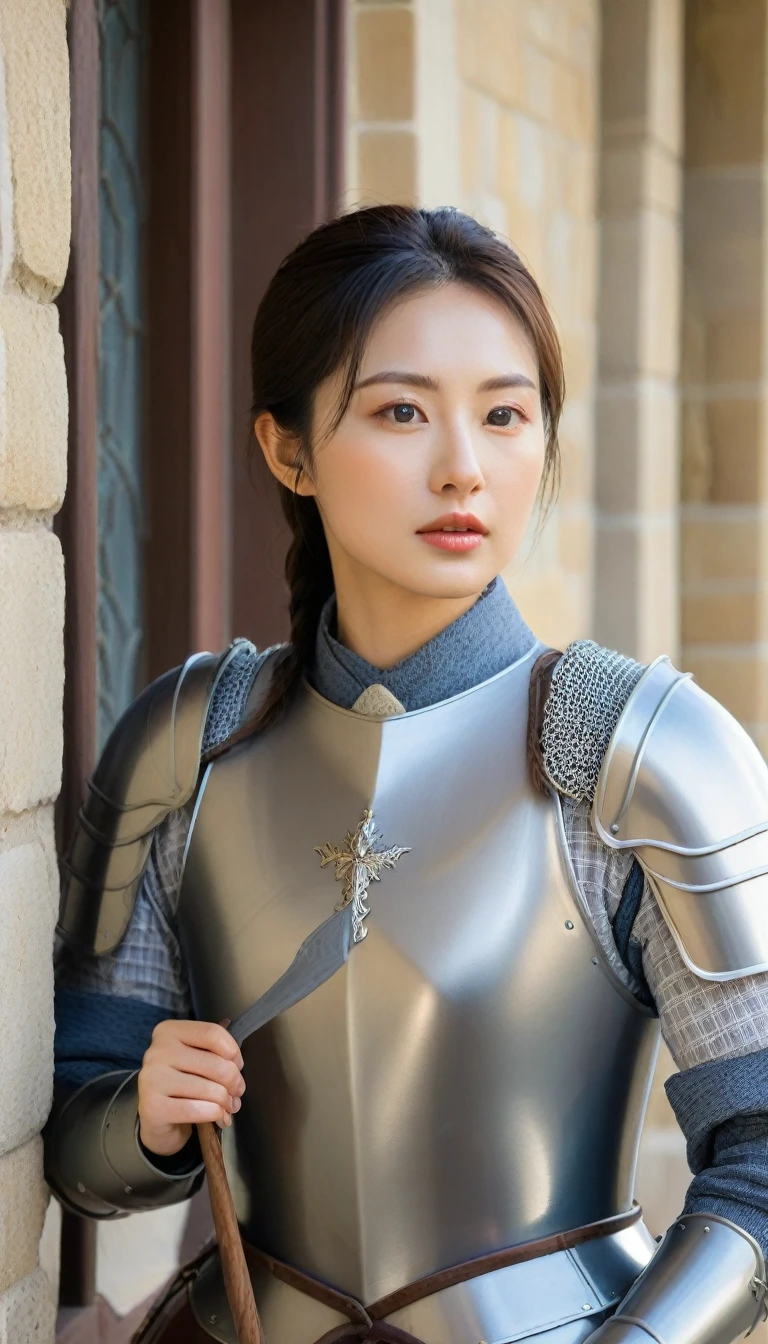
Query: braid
203,490,333,762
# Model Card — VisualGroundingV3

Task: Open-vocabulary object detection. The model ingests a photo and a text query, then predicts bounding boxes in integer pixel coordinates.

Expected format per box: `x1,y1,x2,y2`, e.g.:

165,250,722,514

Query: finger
159,1045,245,1095
146,1066,236,1111
143,1097,231,1127
164,1020,244,1068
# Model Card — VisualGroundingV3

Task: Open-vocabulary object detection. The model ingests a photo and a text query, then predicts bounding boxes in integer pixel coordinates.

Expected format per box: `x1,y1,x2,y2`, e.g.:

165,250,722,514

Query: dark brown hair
207,204,565,758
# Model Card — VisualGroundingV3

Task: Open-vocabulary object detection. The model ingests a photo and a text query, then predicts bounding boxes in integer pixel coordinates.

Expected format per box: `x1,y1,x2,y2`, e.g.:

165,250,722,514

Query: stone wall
347,0,600,649
682,0,768,755
0,0,69,1339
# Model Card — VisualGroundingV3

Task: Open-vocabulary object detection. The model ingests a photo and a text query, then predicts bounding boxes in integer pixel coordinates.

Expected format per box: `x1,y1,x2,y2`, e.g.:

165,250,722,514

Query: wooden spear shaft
197,1120,264,1344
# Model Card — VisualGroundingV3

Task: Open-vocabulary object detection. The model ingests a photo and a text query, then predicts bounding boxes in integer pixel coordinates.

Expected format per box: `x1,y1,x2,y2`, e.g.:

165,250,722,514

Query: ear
254,412,316,496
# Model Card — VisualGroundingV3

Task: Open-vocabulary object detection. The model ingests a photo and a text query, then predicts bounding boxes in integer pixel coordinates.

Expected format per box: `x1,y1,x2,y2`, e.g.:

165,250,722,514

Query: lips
416,513,488,552
417,513,488,536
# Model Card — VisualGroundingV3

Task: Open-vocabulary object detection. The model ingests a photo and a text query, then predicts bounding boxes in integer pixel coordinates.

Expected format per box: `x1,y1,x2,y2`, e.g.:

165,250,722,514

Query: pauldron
58,643,253,956
543,640,768,982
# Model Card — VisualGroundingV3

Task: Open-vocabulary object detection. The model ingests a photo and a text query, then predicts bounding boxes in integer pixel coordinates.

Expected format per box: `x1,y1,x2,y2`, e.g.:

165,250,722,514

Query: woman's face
268,282,547,604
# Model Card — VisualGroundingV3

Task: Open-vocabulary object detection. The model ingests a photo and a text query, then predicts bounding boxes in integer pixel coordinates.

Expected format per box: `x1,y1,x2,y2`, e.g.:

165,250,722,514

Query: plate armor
51,642,768,1344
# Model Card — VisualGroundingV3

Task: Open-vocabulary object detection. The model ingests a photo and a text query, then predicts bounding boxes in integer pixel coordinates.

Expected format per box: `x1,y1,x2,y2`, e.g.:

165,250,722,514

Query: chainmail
541,639,646,802
201,639,263,754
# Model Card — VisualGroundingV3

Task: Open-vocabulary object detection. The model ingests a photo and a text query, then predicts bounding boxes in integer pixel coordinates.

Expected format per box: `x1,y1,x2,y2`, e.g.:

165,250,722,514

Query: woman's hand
138,1019,245,1157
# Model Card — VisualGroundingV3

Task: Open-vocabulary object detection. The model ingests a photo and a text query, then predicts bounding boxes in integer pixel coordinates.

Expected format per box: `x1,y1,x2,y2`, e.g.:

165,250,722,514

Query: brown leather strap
243,1244,372,1329
244,1204,642,1340
366,1203,643,1320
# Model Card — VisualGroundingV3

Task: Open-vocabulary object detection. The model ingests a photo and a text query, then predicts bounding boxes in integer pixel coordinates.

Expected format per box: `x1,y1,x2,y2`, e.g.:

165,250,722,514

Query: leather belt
243,1203,643,1344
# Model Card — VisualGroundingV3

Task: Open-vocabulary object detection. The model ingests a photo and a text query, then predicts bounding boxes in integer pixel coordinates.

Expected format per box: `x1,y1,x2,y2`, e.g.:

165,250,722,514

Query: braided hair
210,204,566,755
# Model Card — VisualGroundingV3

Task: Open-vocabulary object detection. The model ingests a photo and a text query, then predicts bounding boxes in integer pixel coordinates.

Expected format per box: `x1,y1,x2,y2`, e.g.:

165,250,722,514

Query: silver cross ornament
314,808,410,943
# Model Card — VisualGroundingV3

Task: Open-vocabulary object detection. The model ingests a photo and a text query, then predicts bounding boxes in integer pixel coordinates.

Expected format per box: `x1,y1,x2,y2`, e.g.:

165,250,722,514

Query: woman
49,206,768,1344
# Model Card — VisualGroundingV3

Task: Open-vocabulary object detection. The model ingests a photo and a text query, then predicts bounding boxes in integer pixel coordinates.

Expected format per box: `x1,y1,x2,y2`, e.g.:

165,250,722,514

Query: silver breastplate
179,648,659,1338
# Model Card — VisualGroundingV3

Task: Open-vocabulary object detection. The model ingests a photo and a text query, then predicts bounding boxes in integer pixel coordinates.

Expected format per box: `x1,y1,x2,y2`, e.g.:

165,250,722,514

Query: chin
393,563,498,602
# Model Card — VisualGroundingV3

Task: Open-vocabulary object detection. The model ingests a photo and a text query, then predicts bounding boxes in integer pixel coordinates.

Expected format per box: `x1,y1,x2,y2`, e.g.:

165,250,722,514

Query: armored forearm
45,1070,204,1218
589,1215,766,1344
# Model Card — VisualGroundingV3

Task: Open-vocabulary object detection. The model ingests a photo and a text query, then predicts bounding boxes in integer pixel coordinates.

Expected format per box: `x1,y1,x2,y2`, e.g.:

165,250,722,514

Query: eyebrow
354,370,537,393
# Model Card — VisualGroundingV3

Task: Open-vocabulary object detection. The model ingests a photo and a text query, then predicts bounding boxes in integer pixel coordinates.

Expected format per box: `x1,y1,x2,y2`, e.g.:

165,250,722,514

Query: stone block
697,316,763,384
682,588,764,647
0,1268,56,1344
456,0,525,107
685,166,764,252
682,649,764,724
598,216,643,372
514,114,546,212
0,296,67,512
601,0,652,129
552,64,594,143
681,507,767,584
595,515,679,661
523,43,556,123
0,530,64,813
561,321,595,401
638,210,681,380
495,109,520,205
647,0,683,156
685,0,768,170
563,141,595,220
0,840,56,1157
557,508,592,575
704,397,764,505
355,6,415,122
597,378,679,514
0,1137,48,1295
0,0,70,299
599,211,680,380
357,130,417,204
600,143,680,218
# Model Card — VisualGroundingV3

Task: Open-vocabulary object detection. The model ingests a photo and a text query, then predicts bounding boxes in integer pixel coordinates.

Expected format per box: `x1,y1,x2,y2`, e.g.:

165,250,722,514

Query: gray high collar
310,577,536,712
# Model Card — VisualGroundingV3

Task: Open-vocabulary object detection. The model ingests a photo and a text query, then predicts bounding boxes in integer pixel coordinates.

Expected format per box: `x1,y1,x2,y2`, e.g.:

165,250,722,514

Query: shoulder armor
593,655,768,981
59,641,258,956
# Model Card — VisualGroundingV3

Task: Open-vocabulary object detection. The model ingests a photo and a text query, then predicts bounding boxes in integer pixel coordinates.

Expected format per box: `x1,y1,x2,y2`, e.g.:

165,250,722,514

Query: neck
333,569,484,669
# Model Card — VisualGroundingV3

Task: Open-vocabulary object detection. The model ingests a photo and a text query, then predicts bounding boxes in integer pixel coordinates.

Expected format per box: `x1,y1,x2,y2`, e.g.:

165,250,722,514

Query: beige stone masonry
0,531,64,814
0,1268,56,1344
0,0,68,1329
0,0,70,300
347,1,418,207
681,0,768,745
595,0,683,663
0,839,56,1159
0,295,67,511
0,1137,49,1296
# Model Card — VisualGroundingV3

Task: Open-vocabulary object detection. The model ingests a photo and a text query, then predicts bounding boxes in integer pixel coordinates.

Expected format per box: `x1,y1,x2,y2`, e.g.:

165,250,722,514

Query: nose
429,422,485,498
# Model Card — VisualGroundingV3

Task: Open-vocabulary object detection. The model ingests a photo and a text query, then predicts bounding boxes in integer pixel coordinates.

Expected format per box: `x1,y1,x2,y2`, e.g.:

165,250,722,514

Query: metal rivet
77,1182,85,1194
124,1185,132,1194
210,1316,218,1325
565,920,574,930
592,957,599,966
704,1225,711,1233
583,1305,592,1312
679,1224,686,1231
610,823,619,834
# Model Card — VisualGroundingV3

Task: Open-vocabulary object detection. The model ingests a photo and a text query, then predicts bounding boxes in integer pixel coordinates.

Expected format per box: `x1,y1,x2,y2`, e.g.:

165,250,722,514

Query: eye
378,401,424,425
486,405,524,428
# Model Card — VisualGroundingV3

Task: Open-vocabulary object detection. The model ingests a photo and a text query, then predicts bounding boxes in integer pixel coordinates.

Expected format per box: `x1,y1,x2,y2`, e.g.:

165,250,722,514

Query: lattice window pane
97,0,146,749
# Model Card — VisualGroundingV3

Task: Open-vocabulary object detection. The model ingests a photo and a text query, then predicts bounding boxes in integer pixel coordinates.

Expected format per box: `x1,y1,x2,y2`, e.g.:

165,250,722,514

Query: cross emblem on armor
314,808,410,943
